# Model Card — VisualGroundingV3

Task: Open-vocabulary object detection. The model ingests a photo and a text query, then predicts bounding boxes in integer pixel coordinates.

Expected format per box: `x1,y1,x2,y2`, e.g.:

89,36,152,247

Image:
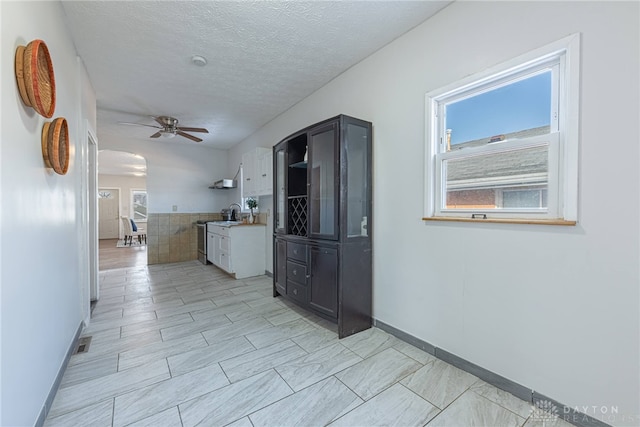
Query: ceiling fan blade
177,131,203,143
150,131,162,138
177,126,209,133
152,116,167,127
119,121,162,129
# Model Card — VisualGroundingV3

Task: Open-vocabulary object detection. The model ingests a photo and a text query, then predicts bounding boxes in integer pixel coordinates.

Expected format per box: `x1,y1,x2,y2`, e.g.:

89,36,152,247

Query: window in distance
425,34,580,223
132,190,147,220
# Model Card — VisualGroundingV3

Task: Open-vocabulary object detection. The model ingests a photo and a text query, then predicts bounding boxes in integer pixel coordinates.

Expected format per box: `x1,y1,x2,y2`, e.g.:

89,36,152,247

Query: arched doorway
97,150,148,269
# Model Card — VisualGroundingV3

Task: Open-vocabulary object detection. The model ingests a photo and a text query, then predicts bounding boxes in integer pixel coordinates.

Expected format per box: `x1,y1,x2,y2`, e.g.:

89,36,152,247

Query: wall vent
73,336,92,355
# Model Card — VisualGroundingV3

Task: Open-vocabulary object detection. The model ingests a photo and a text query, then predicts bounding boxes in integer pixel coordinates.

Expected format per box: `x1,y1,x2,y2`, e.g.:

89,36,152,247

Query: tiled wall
146,212,268,265
146,213,220,265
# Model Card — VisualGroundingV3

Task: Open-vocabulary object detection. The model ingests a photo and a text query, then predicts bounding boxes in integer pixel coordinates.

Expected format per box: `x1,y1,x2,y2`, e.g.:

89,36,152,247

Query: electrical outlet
172,205,177,212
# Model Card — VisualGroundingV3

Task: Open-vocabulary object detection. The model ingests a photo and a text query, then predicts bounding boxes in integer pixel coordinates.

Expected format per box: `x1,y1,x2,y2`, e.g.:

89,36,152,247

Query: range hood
209,179,237,189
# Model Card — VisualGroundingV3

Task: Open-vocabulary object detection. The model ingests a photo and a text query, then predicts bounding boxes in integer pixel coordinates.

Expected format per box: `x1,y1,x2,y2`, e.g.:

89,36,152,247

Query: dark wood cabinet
308,122,339,241
273,115,372,338
309,245,338,318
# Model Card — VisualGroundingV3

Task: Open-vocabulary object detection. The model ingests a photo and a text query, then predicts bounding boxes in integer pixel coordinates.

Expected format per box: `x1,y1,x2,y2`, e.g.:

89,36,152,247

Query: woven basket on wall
15,39,56,118
41,117,69,175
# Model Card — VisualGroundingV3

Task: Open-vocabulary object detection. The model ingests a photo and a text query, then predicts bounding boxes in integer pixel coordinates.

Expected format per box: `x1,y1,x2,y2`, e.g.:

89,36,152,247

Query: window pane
444,145,548,210
132,190,147,220
503,189,548,208
446,71,552,147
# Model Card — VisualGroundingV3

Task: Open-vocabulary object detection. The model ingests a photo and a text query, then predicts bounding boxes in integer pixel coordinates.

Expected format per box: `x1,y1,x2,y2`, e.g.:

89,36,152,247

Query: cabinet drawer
287,261,307,286
219,251,231,272
209,225,231,237
218,234,230,252
287,242,307,263
287,280,307,303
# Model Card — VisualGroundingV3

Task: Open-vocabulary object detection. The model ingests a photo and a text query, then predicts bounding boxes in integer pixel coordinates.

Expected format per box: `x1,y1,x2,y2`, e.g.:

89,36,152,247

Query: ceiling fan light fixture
191,55,207,67
120,115,207,142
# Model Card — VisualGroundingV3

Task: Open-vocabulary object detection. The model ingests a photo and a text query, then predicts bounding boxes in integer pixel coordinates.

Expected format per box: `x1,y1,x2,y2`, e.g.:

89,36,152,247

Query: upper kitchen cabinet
242,147,272,197
257,149,273,195
272,115,372,338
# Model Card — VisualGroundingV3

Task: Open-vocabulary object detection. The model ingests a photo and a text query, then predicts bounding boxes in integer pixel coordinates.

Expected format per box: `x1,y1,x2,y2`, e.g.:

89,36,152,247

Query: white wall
0,1,96,425
231,2,640,425
99,136,236,213
98,173,146,220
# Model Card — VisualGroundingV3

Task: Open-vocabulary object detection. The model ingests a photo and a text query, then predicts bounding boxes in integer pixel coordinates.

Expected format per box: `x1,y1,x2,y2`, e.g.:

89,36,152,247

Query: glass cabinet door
345,122,370,238
308,123,339,240
274,143,286,234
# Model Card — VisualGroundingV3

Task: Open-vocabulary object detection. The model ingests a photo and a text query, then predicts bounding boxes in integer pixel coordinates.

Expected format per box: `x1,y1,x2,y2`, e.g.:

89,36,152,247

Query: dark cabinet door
274,238,287,295
274,142,287,234
308,123,339,240
342,118,372,241
309,246,338,318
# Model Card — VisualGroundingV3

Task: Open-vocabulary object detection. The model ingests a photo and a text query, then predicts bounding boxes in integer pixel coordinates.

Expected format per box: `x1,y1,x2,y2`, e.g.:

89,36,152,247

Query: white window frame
130,188,147,221
424,34,580,223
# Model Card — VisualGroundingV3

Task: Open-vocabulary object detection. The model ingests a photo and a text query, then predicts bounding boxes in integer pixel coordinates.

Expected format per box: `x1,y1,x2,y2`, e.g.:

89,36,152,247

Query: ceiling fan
119,116,209,142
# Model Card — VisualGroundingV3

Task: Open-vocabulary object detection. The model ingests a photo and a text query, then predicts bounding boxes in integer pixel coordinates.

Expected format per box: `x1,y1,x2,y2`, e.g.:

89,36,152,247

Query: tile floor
44,261,573,427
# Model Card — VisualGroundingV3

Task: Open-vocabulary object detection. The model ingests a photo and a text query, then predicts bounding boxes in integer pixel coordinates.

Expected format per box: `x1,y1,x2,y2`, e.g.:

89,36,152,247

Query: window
131,189,147,220
425,34,580,223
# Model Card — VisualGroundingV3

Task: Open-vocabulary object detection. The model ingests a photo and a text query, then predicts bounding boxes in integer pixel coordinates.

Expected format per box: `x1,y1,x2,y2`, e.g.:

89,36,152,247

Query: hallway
43,260,573,426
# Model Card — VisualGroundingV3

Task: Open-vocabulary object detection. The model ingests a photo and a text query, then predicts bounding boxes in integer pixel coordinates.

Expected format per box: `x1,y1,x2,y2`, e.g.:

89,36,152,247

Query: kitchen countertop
209,221,266,227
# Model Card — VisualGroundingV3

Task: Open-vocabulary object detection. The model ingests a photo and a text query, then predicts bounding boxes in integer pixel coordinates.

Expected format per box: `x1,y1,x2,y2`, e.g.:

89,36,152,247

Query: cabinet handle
292,269,297,275
246,178,251,181
293,288,298,295
262,174,267,177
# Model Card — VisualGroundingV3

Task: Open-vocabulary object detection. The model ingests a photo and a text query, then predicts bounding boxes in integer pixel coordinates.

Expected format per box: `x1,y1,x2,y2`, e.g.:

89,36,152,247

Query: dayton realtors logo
531,400,638,425
529,400,559,423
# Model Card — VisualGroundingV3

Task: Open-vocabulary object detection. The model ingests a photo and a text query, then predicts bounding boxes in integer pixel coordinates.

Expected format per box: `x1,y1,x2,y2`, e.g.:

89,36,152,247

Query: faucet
229,203,242,221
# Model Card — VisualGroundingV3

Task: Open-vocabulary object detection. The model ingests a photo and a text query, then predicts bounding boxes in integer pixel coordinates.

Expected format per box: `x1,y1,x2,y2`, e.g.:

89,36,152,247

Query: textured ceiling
61,0,450,172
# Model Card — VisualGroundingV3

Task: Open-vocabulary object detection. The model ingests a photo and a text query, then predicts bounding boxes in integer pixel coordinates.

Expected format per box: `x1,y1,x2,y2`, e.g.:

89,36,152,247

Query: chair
121,216,146,245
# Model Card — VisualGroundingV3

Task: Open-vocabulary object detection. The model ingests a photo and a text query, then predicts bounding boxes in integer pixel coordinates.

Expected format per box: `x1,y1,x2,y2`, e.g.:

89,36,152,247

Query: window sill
422,216,576,226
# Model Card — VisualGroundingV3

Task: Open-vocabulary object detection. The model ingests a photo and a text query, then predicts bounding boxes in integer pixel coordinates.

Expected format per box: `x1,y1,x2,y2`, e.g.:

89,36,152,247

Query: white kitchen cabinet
207,231,216,264
242,147,271,197
207,223,266,279
256,149,273,195
242,150,257,197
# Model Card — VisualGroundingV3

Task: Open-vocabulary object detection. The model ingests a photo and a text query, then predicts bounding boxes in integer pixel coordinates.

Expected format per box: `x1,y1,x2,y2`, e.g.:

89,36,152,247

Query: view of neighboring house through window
425,34,580,222
132,189,147,220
